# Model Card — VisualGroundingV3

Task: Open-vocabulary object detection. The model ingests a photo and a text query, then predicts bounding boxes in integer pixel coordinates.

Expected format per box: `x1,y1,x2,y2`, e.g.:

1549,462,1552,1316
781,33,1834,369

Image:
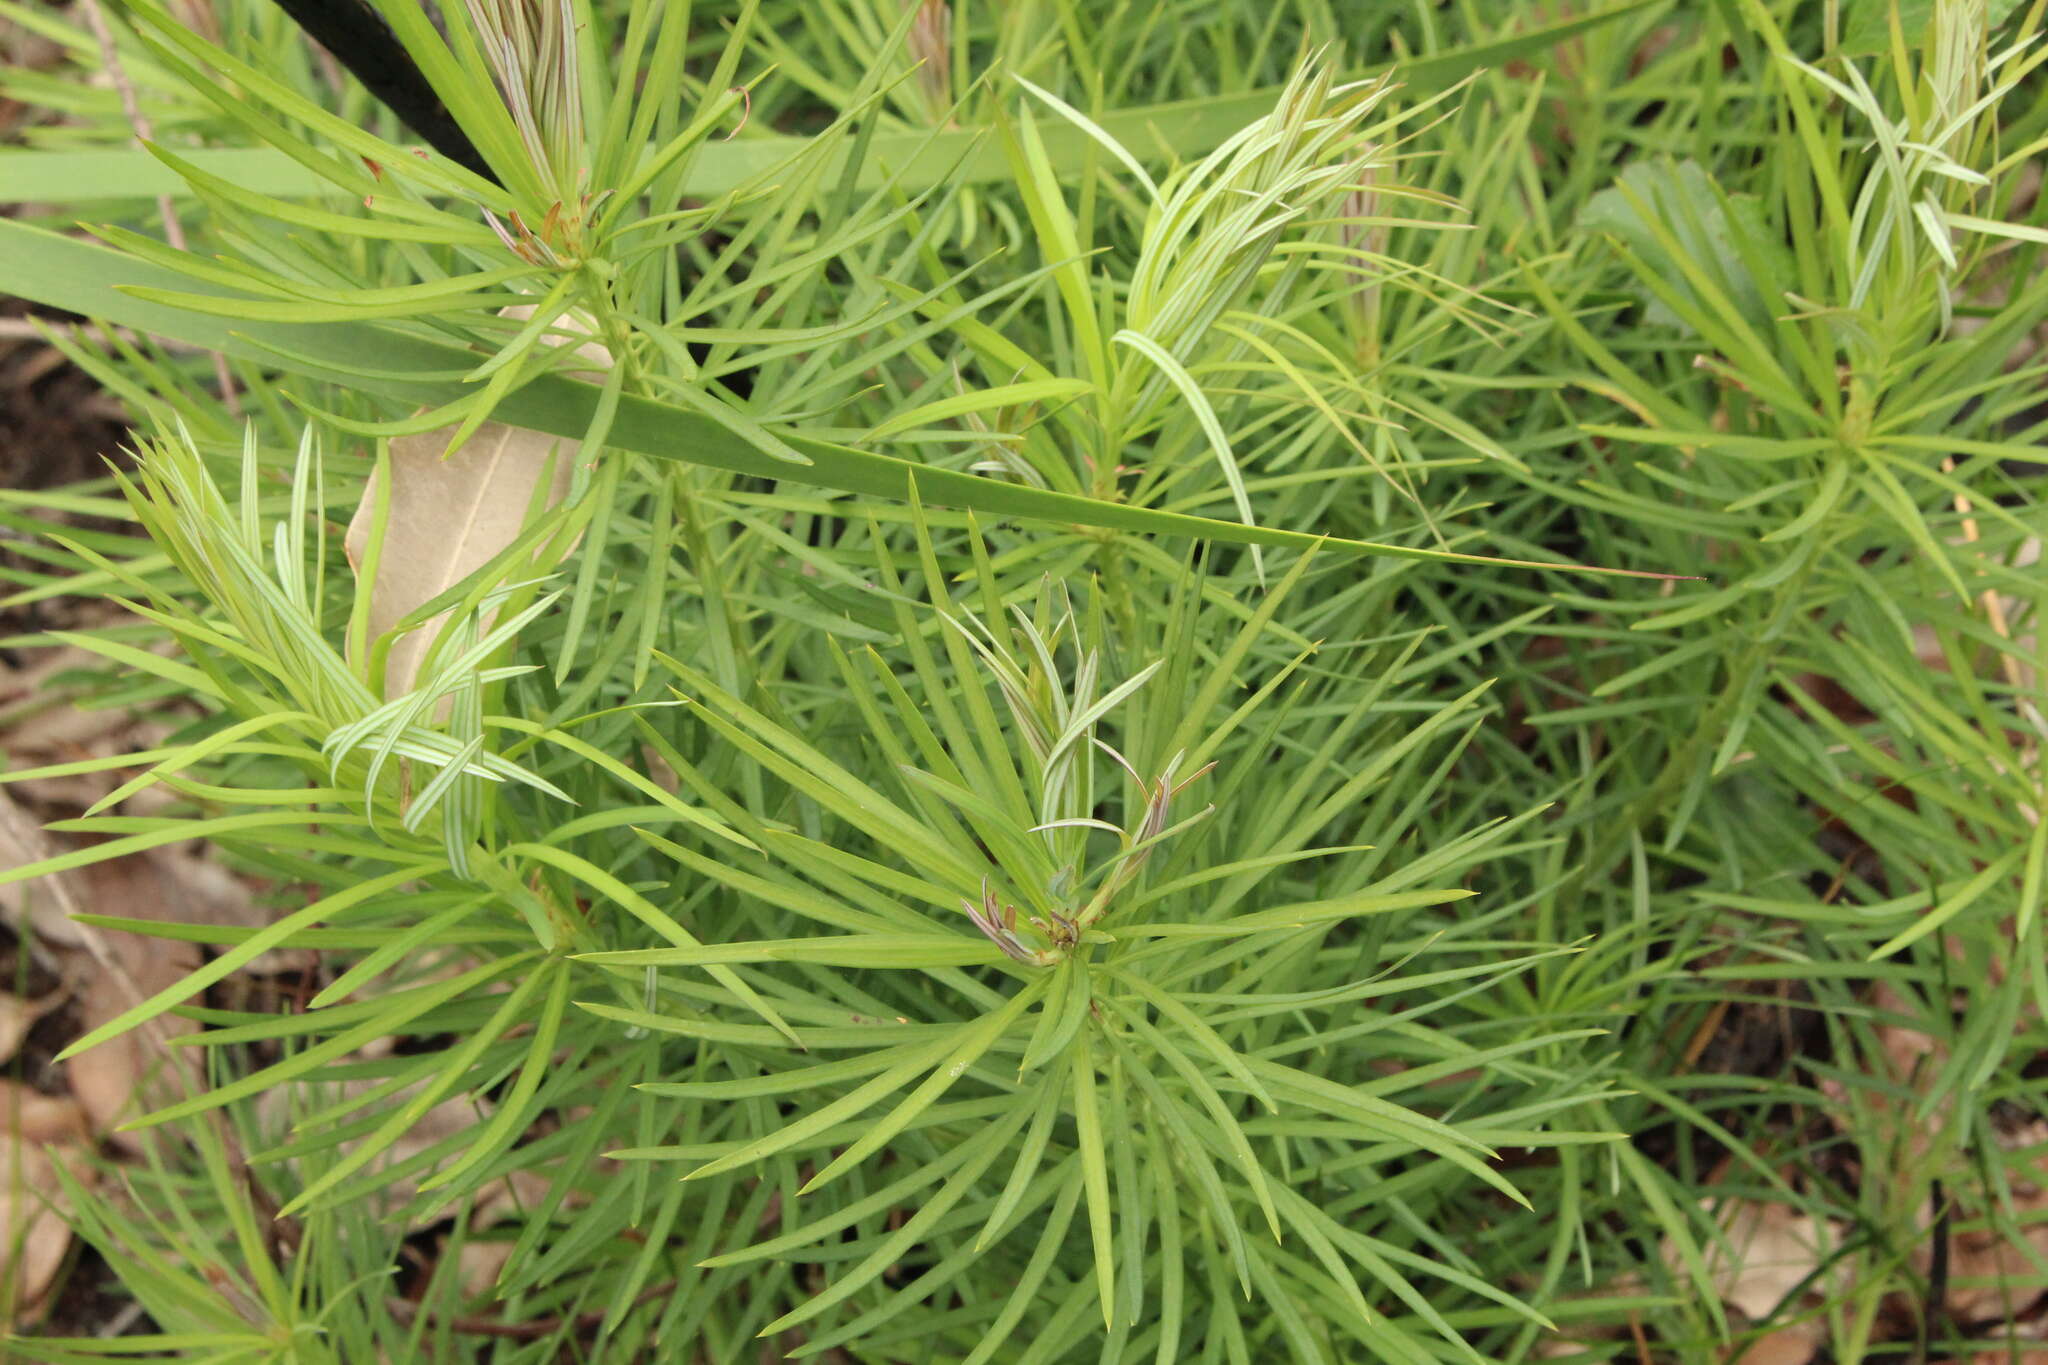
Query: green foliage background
0,0,2044,1360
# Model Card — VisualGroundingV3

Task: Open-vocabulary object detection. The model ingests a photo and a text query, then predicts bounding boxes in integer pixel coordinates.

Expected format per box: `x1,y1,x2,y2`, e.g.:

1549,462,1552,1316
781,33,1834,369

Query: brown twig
1625,1309,1655,1365
1677,995,1732,1074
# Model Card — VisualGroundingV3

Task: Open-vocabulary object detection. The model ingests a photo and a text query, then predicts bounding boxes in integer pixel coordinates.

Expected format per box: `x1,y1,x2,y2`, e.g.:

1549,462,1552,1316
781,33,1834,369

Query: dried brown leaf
343,307,610,700
61,858,202,1153
1676,1198,1844,1323
1817,984,1953,1180
0,637,176,812
146,846,307,976
455,1168,553,1297
1727,1322,1825,1365
344,422,581,699
0,1080,88,1147
1930,1221,2048,1325
0,1081,95,1323
0,786,89,951
259,1075,491,1226
0,1136,80,1319
0,988,64,1067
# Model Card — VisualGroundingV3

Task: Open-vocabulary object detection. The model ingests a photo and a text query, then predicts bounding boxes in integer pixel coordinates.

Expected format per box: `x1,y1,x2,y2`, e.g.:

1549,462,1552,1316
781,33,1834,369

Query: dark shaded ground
0,304,130,494
0,299,150,1341
0,299,136,647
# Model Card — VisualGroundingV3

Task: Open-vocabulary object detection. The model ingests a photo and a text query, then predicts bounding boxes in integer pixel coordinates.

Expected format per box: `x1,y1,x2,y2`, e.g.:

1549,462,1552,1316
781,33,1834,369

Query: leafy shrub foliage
0,0,2043,1361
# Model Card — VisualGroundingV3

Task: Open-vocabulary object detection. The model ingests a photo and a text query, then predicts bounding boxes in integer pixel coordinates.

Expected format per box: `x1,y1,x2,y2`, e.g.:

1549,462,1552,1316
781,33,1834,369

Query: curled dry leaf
1,789,279,948
0,642,135,752
345,423,582,699
1673,1198,1845,1348
68,965,198,1154
1728,1322,1827,1365
1904,1119,2048,1326
0,1079,94,1323
0,785,89,953
0,986,65,1067
0,636,176,812
1816,983,1951,1187
455,1167,555,1298
0,1136,82,1320
147,845,308,976
0,1080,89,1146
62,857,202,1154
259,1074,492,1226
344,307,611,700
2,813,294,1144
1926,1220,2048,1325
638,744,680,796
